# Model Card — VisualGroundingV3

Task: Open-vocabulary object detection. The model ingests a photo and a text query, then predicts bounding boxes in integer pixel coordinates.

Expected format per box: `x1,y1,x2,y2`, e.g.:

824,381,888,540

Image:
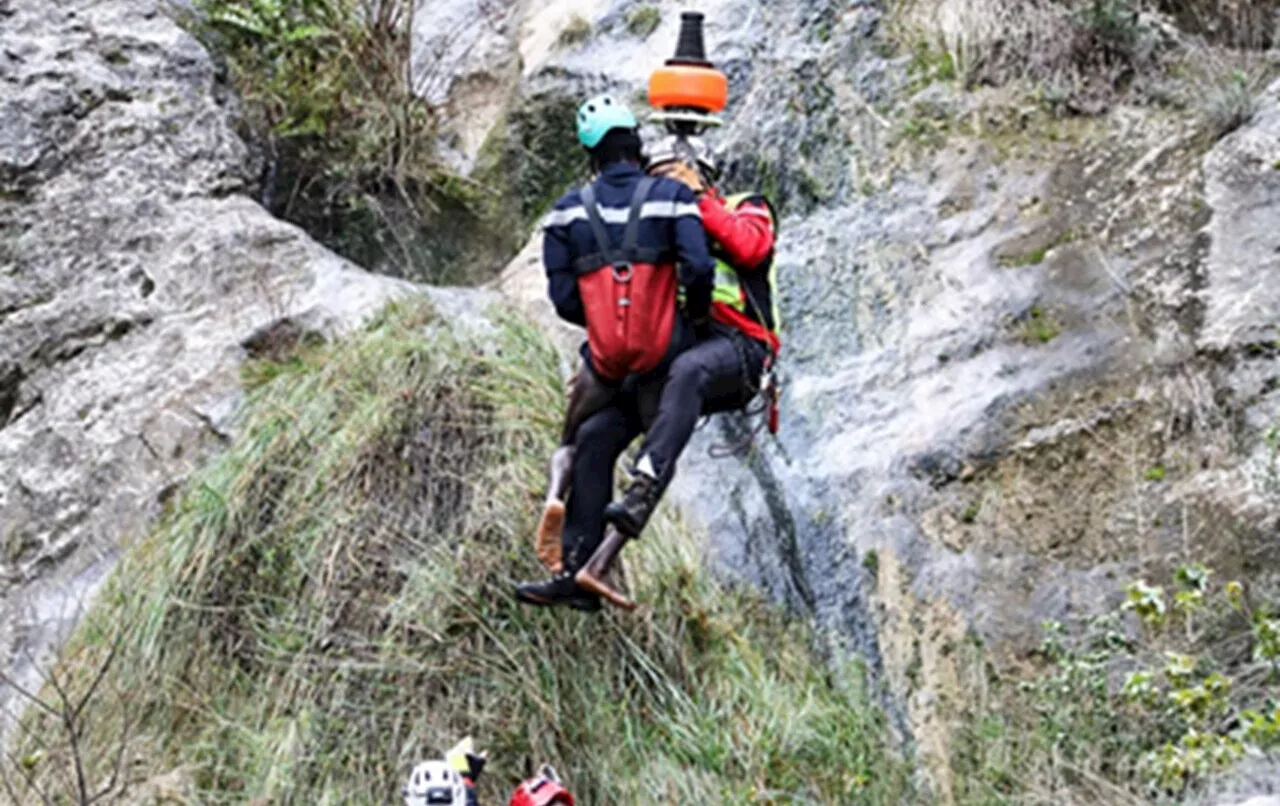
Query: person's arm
671,183,715,320
698,193,775,271
543,213,586,327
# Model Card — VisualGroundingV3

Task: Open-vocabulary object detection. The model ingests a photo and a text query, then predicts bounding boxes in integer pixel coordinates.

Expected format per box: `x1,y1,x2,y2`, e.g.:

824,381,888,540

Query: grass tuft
1018,305,1063,344
557,15,593,48
625,6,662,39
16,300,908,804
187,0,493,283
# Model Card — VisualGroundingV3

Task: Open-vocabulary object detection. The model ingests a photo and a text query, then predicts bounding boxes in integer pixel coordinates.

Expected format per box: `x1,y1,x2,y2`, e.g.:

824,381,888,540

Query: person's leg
604,332,766,537
515,403,642,610
561,404,642,570
537,361,616,571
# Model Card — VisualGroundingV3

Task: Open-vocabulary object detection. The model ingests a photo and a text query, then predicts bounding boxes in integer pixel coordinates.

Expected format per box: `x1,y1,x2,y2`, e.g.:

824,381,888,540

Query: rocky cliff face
0,0,487,717
475,0,1280,796
4,0,1279,799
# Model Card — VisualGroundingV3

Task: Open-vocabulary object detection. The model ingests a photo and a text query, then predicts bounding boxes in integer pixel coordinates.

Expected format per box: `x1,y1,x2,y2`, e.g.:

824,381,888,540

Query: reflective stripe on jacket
542,163,715,327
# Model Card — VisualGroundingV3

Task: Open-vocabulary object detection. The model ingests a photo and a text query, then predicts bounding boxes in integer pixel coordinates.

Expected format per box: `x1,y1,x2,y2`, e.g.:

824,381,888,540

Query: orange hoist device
645,11,727,174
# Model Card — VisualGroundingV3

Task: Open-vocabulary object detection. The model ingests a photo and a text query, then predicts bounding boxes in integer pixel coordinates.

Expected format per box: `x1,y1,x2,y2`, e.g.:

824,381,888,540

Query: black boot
604,471,662,538
514,571,602,612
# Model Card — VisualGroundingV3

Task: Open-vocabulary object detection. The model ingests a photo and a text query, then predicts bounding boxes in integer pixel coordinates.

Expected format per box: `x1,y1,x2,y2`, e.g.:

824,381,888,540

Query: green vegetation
1004,245,1051,268
961,501,982,524
191,0,493,283
9,301,908,804
474,91,589,230
1145,464,1168,482
1198,66,1264,137
908,40,958,89
999,226,1081,268
1018,305,1063,344
625,6,662,39
954,564,1280,803
885,0,1278,144
558,15,593,48
862,549,880,575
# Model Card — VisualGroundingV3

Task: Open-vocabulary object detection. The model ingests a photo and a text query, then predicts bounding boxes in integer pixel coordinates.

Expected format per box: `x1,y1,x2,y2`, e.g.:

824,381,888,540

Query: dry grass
192,0,490,282
886,0,1278,117
6,300,908,804
887,0,1082,88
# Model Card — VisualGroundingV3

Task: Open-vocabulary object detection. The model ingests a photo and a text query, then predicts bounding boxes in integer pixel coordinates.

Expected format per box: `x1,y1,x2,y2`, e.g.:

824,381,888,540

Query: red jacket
698,192,780,353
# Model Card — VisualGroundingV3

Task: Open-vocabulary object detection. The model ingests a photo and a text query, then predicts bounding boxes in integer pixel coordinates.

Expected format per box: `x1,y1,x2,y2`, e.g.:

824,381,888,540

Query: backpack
573,177,678,382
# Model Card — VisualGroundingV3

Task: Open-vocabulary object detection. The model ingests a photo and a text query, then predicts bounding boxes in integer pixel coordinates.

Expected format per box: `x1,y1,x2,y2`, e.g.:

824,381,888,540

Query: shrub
557,14,593,48
1157,0,1280,49
884,0,1163,110
1193,59,1270,137
953,562,1280,803
625,6,662,39
192,0,484,282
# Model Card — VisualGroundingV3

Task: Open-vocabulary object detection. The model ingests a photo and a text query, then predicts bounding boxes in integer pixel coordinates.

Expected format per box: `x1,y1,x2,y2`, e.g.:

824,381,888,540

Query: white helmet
403,760,467,806
643,133,720,180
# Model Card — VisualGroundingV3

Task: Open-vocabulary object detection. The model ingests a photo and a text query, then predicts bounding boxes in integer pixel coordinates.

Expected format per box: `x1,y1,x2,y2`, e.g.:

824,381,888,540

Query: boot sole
514,588,601,613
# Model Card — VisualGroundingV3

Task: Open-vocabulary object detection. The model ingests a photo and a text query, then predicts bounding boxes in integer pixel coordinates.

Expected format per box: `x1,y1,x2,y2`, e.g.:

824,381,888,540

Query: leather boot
514,571,601,612
603,471,662,538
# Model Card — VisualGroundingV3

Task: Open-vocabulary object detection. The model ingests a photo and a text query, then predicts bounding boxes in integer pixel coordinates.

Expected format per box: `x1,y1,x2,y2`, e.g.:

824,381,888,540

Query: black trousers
561,328,768,570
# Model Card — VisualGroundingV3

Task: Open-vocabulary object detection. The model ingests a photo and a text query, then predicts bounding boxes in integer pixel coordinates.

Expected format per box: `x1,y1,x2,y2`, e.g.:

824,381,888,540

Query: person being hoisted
514,90,715,610
521,12,782,611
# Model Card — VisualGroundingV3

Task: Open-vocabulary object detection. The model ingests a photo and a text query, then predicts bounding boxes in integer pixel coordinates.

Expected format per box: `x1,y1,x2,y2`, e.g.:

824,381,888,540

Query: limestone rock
488,5,1280,795
0,0,466,713
1199,79,1280,353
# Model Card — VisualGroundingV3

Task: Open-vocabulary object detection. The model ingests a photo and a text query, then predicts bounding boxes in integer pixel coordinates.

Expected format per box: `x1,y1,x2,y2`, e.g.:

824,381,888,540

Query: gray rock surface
4,0,1279,799
1199,85,1280,352
486,2,1280,797
0,0,482,719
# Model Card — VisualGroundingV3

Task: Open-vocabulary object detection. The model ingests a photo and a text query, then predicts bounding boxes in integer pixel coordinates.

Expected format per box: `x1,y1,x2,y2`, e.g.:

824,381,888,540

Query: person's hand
649,160,707,194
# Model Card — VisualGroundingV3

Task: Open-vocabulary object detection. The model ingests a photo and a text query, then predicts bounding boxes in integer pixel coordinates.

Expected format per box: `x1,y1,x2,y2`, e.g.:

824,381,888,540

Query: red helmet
507,767,574,806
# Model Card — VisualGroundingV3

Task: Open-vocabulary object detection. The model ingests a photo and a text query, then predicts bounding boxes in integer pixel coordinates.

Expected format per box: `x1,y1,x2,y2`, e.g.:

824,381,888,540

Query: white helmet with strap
403,760,466,806
643,133,720,181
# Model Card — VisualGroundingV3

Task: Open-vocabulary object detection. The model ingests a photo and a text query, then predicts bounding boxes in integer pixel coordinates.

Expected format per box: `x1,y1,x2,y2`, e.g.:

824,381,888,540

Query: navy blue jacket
542,163,715,327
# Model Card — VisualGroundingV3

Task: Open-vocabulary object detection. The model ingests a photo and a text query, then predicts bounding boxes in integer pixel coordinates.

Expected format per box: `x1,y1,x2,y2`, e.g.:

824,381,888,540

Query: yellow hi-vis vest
709,193,780,337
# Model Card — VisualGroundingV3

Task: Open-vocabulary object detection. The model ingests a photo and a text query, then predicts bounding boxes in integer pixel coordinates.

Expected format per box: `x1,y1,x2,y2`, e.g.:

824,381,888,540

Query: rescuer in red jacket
600,145,780,540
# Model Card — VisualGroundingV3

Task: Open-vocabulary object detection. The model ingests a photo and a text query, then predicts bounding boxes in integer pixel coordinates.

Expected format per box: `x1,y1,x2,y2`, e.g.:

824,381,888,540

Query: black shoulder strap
573,177,662,273
578,182,615,263
621,176,657,258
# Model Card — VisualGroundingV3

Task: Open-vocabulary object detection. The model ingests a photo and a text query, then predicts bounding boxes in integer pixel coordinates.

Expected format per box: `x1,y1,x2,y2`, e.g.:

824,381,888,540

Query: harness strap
578,182,614,263
572,248,664,275
621,176,656,257
576,177,658,270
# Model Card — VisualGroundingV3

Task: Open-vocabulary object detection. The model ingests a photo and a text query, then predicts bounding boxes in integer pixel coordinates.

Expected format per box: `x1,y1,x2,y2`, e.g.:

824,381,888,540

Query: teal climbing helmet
576,94,637,149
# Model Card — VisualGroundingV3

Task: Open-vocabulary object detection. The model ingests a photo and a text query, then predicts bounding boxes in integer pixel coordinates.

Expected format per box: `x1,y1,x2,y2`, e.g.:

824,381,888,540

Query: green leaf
284,24,328,42
1225,580,1247,613
1163,652,1196,686
1174,562,1212,592
1124,580,1167,628
1174,589,1204,614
